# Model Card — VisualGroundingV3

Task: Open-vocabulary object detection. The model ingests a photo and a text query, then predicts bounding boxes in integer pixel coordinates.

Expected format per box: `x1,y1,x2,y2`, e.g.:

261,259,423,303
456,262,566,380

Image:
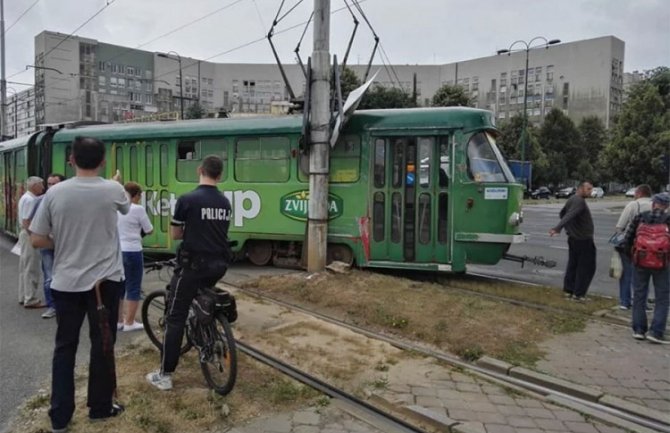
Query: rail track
230,282,669,433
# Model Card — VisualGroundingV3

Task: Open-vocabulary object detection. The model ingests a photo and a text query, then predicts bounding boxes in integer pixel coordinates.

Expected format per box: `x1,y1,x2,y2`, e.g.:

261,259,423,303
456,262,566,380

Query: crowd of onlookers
550,181,669,344
16,171,153,328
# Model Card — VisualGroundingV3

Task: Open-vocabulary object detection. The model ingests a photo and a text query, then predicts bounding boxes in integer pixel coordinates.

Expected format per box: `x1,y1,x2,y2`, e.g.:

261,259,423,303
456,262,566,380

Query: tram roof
50,107,495,143
0,134,35,152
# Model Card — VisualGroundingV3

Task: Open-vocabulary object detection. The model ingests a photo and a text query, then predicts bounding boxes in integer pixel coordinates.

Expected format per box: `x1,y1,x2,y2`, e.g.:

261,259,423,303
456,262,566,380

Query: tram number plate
484,187,508,200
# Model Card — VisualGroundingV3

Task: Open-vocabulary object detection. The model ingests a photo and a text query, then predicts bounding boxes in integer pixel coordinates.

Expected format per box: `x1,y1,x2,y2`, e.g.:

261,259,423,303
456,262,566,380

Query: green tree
578,115,607,182
431,84,472,107
185,101,206,119
339,66,362,101
359,85,416,109
538,108,583,186
601,69,670,190
497,114,548,186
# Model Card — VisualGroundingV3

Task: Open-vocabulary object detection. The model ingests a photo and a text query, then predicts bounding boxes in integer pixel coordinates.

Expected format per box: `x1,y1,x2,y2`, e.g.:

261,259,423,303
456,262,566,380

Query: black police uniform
161,185,232,374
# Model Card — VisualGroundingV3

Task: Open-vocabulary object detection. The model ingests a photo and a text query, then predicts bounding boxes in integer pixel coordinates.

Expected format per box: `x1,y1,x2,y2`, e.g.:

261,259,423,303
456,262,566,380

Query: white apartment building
24,32,625,133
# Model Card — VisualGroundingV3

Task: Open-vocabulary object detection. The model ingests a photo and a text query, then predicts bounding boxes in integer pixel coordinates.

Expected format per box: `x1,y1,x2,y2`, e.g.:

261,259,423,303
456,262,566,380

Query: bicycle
141,259,238,395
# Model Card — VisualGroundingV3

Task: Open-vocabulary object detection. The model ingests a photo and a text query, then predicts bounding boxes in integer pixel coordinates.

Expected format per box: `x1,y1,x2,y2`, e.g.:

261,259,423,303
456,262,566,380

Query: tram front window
467,132,512,183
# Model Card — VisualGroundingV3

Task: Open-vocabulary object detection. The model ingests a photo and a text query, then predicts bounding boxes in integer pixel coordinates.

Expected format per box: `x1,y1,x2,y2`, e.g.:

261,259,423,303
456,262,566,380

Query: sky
3,0,669,90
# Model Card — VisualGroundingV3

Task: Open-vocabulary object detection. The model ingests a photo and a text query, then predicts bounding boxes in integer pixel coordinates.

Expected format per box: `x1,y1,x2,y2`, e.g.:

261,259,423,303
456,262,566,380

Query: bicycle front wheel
141,290,192,355
200,313,237,396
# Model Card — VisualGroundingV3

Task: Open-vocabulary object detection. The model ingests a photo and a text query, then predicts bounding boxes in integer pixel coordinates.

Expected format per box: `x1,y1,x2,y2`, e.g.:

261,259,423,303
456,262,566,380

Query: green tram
0,107,525,272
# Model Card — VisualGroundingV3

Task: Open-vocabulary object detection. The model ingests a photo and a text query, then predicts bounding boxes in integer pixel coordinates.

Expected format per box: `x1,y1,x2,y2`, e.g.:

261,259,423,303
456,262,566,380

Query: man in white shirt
615,184,653,309
18,176,44,307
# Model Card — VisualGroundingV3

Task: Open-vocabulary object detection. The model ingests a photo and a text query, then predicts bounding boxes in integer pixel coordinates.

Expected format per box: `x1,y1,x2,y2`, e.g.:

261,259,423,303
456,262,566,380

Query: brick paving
536,319,670,412
227,407,385,433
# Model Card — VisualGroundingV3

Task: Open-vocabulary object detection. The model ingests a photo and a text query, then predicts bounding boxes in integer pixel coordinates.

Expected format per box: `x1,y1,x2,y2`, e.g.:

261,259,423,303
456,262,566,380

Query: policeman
146,155,232,390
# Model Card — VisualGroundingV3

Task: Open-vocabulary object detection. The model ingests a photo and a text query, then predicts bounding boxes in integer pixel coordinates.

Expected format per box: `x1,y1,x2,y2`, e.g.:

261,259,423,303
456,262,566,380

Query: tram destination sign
280,190,344,221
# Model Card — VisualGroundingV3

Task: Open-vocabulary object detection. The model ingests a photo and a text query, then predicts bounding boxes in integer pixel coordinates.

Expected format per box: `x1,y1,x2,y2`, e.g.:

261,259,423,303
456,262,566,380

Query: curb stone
476,356,670,428
547,395,663,433
367,395,454,432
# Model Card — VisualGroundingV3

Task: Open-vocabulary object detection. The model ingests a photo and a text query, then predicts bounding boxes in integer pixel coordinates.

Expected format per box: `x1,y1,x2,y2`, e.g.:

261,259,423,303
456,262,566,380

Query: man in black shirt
549,181,595,301
147,155,232,390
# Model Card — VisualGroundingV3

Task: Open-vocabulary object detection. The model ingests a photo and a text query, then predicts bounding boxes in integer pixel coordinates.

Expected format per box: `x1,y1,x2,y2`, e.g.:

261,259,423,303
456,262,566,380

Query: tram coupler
503,253,557,268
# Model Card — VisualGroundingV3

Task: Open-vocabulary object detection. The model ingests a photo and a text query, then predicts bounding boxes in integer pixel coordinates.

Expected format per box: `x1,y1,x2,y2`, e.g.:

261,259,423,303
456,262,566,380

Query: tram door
370,135,451,264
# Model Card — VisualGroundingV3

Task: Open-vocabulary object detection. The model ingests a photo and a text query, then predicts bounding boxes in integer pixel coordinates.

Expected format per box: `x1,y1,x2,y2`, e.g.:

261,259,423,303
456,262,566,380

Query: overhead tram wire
5,0,42,33
350,0,403,89
7,0,248,94
5,0,118,81
25,0,368,106
41,0,118,61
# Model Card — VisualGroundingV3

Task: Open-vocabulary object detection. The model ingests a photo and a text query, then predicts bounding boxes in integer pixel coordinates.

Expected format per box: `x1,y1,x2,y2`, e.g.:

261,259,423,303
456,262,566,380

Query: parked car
555,187,576,199
625,187,636,197
590,187,605,198
530,186,552,199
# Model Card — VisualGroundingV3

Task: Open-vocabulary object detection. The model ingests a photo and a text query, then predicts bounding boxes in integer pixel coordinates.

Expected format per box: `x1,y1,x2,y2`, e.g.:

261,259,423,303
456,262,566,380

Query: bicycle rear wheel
200,313,237,396
141,290,191,355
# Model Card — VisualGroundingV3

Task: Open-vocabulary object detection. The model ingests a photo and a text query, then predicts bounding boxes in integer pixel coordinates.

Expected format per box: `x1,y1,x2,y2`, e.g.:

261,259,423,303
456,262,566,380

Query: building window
99,76,106,86
98,61,105,71
118,78,126,87
546,65,554,82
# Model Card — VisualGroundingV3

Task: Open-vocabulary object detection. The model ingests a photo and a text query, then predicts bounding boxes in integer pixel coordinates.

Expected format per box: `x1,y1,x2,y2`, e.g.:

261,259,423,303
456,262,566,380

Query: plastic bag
609,251,623,279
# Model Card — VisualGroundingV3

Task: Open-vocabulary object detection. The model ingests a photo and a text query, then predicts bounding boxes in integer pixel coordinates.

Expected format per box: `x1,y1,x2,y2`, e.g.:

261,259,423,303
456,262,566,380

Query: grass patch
244,269,603,368
7,340,322,433
443,276,616,314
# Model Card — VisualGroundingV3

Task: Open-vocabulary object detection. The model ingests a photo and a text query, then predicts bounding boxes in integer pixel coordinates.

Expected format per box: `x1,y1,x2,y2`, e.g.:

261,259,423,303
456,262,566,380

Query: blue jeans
632,267,669,339
122,251,144,301
618,251,635,308
41,249,55,308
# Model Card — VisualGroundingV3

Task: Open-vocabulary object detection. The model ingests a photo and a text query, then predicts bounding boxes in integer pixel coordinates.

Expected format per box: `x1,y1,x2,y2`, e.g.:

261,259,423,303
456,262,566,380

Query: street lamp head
547,39,561,45
496,49,510,55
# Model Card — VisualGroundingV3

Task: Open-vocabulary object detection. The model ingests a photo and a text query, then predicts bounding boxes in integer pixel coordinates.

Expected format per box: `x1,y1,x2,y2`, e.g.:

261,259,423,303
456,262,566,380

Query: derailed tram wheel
246,240,273,266
327,244,354,265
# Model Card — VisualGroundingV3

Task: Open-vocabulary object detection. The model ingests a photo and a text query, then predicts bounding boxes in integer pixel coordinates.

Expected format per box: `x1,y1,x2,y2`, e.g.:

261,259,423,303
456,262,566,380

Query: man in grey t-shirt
30,136,129,432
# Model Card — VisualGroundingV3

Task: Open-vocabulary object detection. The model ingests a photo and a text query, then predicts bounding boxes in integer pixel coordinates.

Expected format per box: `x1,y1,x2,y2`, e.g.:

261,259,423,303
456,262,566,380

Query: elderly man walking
549,181,596,301
623,192,670,344
18,176,45,307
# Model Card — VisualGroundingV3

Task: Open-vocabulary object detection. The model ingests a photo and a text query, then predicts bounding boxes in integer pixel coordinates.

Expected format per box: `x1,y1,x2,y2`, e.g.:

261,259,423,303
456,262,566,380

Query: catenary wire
5,0,42,33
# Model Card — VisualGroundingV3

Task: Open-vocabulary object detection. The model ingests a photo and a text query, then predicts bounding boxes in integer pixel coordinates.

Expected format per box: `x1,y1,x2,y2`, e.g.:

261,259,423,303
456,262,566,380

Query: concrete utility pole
1,0,7,139
306,0,331,272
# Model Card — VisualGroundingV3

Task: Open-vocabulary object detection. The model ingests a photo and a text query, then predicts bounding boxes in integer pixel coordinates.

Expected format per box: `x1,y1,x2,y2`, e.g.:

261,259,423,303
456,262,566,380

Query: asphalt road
470,199,625,299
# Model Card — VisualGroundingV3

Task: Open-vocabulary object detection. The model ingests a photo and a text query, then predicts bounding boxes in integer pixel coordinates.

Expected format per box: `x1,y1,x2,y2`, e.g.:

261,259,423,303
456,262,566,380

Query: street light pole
497,37,560,190
1,0,7,139
158,52,183,119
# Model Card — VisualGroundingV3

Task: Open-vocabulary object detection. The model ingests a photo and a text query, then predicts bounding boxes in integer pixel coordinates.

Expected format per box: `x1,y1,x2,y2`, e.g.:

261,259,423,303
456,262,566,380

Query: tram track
238,342,432,433
230,282,669,433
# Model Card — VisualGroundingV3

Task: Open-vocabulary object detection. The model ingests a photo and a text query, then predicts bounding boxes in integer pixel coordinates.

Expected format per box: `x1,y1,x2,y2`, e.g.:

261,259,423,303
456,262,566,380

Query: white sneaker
41,307,57,319
146,370,172,391
122,322,144,332
117,322,124,331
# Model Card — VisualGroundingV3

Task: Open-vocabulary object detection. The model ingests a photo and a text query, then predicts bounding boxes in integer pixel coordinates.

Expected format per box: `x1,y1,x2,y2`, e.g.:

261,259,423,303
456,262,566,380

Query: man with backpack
622,192,670,344
614,184,652,310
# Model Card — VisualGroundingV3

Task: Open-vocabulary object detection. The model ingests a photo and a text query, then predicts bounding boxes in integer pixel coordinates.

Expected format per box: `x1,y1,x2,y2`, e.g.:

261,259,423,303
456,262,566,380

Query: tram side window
330,135,360,183
438,193,448,243
235,136,289,182
130,145,138,181
439,137,450,188
391,192,402,243
467,132,506,182
373,192,385,241
145,146,154,187
418,194,431,244
201,139,228,181
64,145,74,178
115,145,123,178
418,138,433,187
176,140,201,182
373,139,385,188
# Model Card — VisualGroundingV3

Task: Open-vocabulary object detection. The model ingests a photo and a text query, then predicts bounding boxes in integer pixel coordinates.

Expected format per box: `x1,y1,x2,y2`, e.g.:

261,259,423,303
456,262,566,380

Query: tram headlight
508,211,522,227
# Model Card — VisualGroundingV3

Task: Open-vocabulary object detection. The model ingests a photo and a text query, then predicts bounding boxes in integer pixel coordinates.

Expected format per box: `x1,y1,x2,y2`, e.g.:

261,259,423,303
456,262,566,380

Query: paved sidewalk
536,319,670,413
228,406,384,433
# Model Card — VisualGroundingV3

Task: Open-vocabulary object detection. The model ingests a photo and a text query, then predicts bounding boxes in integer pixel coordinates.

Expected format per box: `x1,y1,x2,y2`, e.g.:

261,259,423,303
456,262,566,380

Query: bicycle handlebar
144,259,177,273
